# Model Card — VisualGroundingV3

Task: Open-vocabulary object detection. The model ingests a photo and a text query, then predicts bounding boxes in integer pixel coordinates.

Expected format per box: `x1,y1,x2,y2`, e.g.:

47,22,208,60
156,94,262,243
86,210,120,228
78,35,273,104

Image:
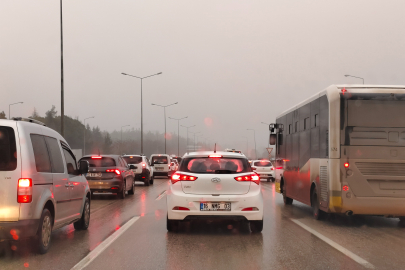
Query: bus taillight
342,185,349,192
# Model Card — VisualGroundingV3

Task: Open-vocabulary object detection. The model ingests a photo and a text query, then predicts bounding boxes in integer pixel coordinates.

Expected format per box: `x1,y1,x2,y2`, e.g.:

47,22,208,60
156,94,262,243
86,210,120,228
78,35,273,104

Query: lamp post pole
344,74,364,84
9,102,23,119
181,125,195,154
242,136,248,156
83,116,95,155
168,116,188,156
120,125,130,155
60,0,65,136
189,131,201,152
121,72,162,154
247,129,257,159
151,102,178,154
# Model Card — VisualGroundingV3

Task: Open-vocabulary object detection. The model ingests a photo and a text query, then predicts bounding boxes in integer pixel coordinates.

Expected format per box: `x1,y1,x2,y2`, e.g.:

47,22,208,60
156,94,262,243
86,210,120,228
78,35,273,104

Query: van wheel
167,215,179,232
250,219,263,233
144,174,150,186
150,174,154,185
282,184,293,205
128,179,135,195
36,209,53,254
74,197,90,230
312,190,324,220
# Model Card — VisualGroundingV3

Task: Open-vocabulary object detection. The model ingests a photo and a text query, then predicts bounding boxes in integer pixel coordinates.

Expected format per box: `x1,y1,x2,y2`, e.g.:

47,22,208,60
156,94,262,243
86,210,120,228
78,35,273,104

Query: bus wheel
283,185,293,205
311,190,324,220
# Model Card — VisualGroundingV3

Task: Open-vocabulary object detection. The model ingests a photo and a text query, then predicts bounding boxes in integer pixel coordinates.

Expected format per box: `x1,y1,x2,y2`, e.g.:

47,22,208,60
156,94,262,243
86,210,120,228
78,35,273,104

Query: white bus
270,85,405,221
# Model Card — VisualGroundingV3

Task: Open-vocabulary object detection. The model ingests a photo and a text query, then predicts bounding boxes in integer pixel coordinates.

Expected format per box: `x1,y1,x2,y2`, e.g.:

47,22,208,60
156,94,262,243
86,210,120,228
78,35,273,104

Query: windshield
0,126,17,171
253,161,272,167
123,156,142,164
180,157,251,174
152,156,168,164
80,157,116,167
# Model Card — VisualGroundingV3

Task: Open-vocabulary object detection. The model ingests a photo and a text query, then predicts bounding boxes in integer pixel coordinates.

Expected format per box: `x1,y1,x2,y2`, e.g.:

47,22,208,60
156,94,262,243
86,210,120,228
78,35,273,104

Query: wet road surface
1,177,405,270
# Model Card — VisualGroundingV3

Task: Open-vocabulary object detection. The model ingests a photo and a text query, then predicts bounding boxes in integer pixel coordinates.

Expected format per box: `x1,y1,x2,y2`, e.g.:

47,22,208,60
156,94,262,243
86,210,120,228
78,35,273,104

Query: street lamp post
121,72,162,154
60,0,65,136
83,116,95,155
151,102,178,154
247,129,257,159
189,131,201,152
242,136,248,156
344,74,364,84
120,125,130,155
181,125,195,154
196,134,204,152
261,122,271,146
168,116,188,156
9,102,23,119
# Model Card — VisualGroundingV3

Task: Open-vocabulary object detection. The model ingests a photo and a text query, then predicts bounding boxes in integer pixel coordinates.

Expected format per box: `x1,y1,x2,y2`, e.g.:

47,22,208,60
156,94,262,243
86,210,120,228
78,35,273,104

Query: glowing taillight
106,169,121,175
242,207,259,211
271,167,275,170
173,206,190,211
251,167,257,170
234,173,260,185
142,163,146,167
342,185,349,191
171,173,198,184
344,162,349,168
18,178,32,203
209,154,222,158
91,156,102,159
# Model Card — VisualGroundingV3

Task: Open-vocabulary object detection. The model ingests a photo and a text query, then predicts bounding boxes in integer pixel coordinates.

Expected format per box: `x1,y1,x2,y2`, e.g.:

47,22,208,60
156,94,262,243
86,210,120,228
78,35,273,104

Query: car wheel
36,208,53,254
250,219,263,233
167,215,179,232
266,178,270,182
74,197,90,230
271,178,275,182
312,190,324,220
144,173,150,186
118,182,126,199
150,174,154,185
128,179,135,195
282,184,293,205
399,217,405,227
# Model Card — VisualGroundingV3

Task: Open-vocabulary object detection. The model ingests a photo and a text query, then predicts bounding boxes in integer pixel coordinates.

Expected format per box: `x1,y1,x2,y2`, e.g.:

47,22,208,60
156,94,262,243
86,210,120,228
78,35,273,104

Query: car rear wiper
214,170,236,174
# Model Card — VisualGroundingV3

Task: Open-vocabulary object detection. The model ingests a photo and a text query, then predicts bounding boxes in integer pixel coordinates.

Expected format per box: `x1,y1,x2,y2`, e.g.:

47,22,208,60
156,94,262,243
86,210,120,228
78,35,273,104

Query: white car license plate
155,167,164,170
87,173,102,177
200,202,231,211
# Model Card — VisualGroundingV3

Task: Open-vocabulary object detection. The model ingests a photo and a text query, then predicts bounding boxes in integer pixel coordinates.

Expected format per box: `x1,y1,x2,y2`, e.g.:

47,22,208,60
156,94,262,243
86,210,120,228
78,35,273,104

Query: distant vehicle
225,148,243,154
122,155,154,186
0,118,91,254
171,155,183,164
80,155,135,199
150,154,171,177
167,151,263,233
170,159,179,171
172,159,179,171
251,159,275,182
272,85,405,222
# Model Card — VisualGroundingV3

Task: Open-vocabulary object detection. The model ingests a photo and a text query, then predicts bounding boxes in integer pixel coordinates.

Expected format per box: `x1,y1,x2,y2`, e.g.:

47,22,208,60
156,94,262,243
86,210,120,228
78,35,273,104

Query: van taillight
18,178,32,203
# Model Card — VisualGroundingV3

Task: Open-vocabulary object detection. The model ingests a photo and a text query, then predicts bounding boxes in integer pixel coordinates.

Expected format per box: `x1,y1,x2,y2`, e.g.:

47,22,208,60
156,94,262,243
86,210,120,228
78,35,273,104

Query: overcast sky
1,0,405,155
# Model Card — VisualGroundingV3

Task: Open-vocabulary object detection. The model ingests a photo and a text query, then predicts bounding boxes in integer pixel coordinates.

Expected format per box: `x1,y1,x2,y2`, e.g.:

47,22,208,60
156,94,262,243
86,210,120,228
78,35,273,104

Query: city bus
270,85,405,221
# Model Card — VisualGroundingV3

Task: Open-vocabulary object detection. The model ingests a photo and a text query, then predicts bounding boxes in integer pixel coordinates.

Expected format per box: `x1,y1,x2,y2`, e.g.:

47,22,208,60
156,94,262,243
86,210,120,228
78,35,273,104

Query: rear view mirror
270,134,277,145
79,160,89,175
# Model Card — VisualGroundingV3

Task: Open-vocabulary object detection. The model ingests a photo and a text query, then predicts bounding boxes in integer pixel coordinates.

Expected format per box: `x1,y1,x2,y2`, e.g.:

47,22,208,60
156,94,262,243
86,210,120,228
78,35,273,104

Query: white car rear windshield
253,161,272,167
0,126,17,171
180,157,251,174
152,156,168,164
123,156,142,164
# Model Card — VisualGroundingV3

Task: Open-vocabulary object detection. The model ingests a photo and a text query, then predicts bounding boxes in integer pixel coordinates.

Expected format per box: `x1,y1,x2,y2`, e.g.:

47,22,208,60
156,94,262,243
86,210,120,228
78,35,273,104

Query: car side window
45,137,65,173
62,147,77,175
30,134,52,173
121,157,128,167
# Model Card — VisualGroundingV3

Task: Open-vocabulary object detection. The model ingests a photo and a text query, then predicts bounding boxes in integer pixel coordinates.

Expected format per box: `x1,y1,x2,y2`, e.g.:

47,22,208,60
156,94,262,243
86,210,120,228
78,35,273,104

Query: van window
45,137,64,173
151,156,168,164
62,148,77,175
0,126,17,171
30,134,52,173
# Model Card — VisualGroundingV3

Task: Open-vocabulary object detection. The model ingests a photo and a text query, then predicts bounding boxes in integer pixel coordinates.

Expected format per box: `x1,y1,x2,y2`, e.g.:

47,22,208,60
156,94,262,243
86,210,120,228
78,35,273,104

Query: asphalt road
1,177,405,270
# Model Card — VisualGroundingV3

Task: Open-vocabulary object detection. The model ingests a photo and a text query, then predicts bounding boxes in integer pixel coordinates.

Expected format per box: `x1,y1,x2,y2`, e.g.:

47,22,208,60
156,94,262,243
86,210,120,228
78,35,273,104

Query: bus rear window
0,126,17,171
80,157,116,167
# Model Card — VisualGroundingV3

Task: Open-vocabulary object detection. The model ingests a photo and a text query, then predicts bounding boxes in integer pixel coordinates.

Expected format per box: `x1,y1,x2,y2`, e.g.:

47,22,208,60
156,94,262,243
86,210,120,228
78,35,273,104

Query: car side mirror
79,160,89,175
129,164,136,170
270,134,277,145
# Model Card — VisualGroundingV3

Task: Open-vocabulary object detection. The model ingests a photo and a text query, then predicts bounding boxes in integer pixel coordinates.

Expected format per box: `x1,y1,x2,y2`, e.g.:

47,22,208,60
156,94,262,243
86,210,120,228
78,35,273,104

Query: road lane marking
291,219,375,269
71,216,140,270
156,190,167,201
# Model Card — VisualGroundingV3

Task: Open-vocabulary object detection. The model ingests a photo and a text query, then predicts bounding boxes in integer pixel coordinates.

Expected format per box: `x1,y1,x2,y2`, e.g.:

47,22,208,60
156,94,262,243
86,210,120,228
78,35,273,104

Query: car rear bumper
88,179,124,192
0,219,40,241
167,190,263,221
255,171,275,178
154,171,169,176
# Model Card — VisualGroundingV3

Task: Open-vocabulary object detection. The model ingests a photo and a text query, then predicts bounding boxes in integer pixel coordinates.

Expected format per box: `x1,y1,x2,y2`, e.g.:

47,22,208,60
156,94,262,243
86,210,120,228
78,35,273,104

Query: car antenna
214,143,217,153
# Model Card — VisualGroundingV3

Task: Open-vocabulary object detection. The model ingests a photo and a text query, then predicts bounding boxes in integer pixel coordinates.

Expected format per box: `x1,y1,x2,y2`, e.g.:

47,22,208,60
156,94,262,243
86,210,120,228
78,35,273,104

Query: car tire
74,197,90,230
150,174,154,185
266,178,270,182
399,217,405,227
36,208,53,254
282,184,293,205
250,219,263,233
144,173,150,186
128,179,135,195
271,178,275,182
118,182,126,199
167,215,179,232
311,190,325,220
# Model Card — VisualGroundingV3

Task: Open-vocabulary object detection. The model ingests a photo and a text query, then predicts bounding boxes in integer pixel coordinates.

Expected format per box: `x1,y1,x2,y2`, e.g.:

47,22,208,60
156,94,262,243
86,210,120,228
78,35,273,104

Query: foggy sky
1,0,405,156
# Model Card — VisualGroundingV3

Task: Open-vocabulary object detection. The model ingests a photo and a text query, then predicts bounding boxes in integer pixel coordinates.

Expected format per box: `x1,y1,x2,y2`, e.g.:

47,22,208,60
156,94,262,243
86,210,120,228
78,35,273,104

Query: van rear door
0,122,21,221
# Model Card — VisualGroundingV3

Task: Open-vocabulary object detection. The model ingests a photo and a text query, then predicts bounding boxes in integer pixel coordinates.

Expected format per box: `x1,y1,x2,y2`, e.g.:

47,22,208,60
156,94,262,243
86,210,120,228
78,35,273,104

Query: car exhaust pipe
345,210,353,216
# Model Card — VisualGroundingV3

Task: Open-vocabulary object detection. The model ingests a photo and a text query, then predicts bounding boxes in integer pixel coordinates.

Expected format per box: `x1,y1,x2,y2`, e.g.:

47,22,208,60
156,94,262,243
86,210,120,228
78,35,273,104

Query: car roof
184,151,246,159
122,154,143,157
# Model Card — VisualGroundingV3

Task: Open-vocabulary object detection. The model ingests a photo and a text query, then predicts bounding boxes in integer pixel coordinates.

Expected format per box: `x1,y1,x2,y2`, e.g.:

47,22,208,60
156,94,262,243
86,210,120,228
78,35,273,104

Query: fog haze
1,0,404,155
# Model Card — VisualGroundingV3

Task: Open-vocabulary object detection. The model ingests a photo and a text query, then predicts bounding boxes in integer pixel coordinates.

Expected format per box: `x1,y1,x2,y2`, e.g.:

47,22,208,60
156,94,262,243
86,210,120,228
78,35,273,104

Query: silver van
0,118,91,254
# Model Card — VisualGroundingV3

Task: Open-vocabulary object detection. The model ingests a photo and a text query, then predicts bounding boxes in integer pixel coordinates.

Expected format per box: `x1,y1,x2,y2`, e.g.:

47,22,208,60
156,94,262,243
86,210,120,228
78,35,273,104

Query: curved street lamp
120,125,130,155
247,129,257,159
169,116,188,156
344,74,364,84
9,102,23,119
151,102,178,154
83,116,95,155
181,125,195,154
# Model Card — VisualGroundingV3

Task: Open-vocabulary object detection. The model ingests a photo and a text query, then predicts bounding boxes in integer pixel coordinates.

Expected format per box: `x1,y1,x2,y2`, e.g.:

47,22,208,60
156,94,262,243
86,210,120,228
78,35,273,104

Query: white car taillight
234,173,260,185
18,178,32,203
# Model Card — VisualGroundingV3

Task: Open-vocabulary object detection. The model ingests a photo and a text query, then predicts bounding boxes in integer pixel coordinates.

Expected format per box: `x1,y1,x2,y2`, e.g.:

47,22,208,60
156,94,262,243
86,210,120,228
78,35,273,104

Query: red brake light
234,173,260,185
342,88,347,95
142,163,146,167
91,156,102,159
251,167,257,170
209,154,222,158
173,206,190,211
344,162,349,168
242,207,259,211
342,185,349,191
171,173,198,184
106,169,121,175
276,166,283,170
271,167,275,170
18,178,32,203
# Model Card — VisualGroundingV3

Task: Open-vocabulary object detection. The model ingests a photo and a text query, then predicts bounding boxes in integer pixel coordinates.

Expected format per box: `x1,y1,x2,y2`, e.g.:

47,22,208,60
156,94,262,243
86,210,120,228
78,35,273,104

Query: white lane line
156,190,167,201
291,219,375,269
71,216,140,270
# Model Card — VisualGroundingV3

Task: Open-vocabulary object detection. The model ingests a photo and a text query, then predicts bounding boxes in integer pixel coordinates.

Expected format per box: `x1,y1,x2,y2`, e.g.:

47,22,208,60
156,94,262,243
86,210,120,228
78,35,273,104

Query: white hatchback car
166,151,263,233
251,159,275,182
